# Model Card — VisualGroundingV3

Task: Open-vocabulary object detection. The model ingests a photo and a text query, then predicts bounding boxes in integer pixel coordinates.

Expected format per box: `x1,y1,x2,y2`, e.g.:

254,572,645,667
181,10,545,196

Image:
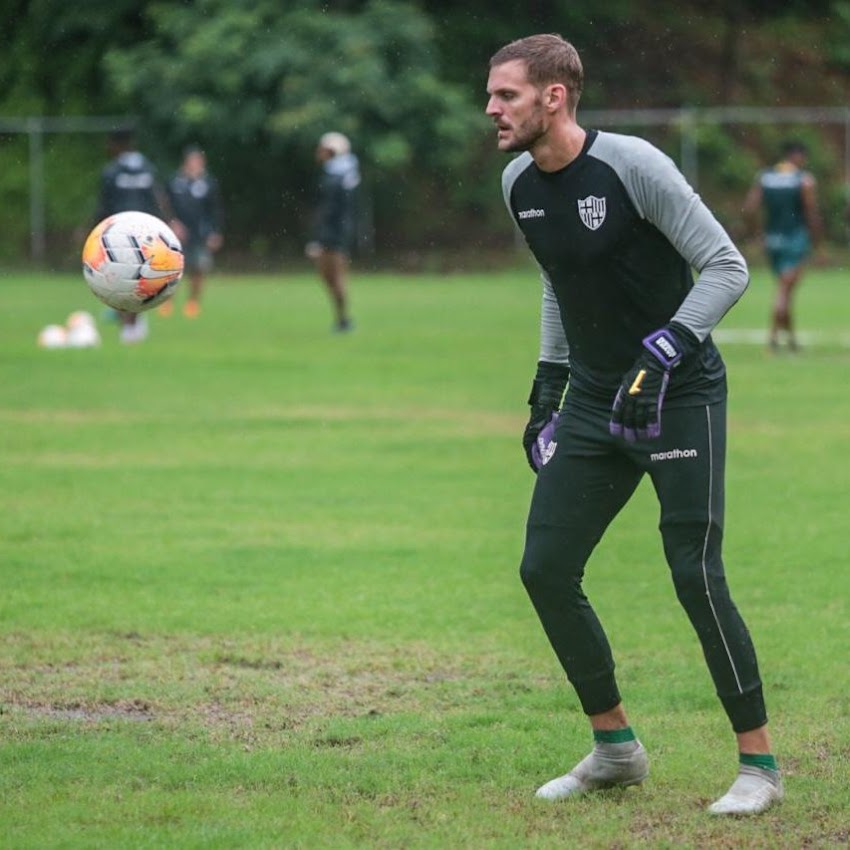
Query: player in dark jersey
486,34,781,815
743,141,822,352
162,146,224,319
305,132,361,333
94,129,173,343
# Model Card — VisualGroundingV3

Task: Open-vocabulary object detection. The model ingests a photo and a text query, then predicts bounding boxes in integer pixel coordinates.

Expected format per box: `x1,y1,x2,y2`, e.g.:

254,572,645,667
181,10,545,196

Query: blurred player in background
161,146,224,319
305,132,361,333
94,129,173,344
487,33,781,816
743,141,823,352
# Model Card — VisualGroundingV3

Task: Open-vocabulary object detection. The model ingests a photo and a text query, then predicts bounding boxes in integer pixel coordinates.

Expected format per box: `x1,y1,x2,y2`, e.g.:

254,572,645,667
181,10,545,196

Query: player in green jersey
744,141,823,352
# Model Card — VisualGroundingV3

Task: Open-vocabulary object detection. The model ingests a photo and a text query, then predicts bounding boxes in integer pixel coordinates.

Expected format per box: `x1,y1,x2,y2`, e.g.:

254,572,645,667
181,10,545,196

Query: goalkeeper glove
523,361,569,472
609,324,697,442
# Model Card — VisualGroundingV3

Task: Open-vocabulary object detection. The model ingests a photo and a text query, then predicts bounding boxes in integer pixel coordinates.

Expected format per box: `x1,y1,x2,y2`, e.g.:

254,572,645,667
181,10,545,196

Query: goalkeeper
488,34,780,815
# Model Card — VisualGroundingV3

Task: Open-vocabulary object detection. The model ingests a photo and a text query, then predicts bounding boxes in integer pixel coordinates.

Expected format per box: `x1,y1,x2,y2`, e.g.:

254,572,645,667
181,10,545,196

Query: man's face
184,152,206,178
788,149,807,169
485,59,547,153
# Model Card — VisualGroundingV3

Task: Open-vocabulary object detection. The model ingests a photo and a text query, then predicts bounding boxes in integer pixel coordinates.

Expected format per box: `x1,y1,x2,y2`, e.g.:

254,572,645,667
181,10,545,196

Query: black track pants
519,396,767,733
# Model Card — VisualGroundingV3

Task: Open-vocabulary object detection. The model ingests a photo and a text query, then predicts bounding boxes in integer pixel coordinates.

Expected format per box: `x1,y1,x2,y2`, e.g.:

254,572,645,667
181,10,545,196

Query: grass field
2,265,849,849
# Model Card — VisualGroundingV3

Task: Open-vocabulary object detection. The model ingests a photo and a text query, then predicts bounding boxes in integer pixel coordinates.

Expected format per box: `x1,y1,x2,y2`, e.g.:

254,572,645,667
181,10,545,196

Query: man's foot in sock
535,740,649,801
708,765,783,815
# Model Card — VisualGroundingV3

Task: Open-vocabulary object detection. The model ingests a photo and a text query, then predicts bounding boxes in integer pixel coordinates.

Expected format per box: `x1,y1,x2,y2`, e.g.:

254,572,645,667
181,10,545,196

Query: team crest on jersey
577,195,607,230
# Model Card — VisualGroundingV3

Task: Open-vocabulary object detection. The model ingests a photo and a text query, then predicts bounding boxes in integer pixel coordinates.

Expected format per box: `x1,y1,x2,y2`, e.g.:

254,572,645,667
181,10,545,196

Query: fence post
845,108,850,191
679,108,699,189
28,117,46,265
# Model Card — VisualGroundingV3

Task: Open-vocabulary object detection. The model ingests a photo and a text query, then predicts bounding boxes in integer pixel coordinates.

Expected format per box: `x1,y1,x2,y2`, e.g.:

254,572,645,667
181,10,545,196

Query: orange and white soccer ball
82,211,184,312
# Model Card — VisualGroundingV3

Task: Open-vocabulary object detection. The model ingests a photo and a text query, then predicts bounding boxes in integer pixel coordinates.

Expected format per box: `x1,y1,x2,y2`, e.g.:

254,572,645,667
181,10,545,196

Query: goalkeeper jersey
312,152,361,253
168,171,224,244
95,151,165,222
501,129,748,406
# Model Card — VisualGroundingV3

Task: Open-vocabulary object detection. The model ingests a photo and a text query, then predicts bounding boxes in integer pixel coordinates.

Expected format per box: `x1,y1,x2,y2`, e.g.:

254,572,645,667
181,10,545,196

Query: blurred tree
1,0,848,265
0,0,151,113
0,0,153,262
827,1,850,68
101,0,487,261
711,0,835,103
425,0,837,107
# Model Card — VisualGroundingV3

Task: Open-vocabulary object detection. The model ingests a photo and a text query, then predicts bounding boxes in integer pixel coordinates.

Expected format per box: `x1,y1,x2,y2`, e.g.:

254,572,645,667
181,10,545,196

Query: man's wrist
642,328,683,369
529,360,570,407
642,323,699,370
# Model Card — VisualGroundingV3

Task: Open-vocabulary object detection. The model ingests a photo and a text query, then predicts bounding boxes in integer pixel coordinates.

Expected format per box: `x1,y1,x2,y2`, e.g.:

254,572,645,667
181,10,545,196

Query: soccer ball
82,211,184,312
37,324,68,349
65,310,101,348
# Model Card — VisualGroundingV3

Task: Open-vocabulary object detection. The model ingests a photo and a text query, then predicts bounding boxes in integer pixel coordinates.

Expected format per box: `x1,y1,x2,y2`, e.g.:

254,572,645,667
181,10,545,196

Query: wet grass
1,268,849,848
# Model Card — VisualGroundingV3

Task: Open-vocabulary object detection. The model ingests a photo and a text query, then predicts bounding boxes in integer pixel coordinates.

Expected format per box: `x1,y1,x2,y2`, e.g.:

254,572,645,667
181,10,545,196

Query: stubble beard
500,105,547,153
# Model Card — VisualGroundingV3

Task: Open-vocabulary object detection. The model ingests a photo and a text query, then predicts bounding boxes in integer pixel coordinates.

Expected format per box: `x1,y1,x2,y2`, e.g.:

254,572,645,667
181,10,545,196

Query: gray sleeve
539,272,570,364
590,134,748,341
502,154,570,365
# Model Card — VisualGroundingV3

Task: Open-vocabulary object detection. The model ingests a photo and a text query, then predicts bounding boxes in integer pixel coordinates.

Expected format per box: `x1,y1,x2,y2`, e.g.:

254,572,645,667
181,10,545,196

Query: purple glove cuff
531,412,559,470
642,328,683,369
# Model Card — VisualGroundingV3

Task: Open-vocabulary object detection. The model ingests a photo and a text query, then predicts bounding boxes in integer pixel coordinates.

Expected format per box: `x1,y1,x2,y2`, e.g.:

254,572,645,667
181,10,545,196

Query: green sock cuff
740,752,778,771
593,726,636,745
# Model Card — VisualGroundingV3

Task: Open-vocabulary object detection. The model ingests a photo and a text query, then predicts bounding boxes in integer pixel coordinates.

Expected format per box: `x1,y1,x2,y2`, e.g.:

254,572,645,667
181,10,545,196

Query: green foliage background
2,0,850,265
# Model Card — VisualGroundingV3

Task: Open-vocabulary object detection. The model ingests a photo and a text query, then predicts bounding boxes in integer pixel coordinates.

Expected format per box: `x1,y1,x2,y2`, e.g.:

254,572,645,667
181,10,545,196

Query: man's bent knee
520,524,588,599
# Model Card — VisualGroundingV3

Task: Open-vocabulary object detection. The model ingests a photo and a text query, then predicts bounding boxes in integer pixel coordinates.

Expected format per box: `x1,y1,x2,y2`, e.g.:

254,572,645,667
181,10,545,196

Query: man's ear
544,84,568,111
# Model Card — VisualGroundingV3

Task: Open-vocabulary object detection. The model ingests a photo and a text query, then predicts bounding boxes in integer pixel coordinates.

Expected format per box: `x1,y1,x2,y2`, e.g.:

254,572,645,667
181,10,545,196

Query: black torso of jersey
508,132,724,404
512,152,639,275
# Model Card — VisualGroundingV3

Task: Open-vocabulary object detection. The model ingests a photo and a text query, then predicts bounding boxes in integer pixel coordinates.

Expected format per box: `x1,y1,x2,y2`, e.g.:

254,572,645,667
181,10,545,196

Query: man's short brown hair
489,34,583,112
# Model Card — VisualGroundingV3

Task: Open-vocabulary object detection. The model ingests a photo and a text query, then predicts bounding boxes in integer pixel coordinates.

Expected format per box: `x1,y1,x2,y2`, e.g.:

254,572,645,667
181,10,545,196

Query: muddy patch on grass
20,698,155,723
0,632,547,743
